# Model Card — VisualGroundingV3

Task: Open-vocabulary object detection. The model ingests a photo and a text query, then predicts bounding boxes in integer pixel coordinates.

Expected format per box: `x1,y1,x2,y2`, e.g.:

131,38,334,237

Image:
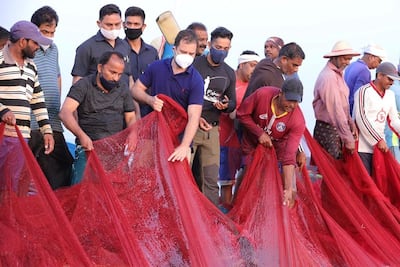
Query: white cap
363,43,386,61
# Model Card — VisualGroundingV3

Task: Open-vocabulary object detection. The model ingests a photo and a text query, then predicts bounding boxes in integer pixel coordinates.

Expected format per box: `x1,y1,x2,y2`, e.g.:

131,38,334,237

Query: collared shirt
354,81,400,153
238,87,305,166
0,45,52,138
125,38,159,80
67,74,135,142
71,30,131,86
31,43,63,132
139,57,204,116
344,59,371,113
313,61,354,144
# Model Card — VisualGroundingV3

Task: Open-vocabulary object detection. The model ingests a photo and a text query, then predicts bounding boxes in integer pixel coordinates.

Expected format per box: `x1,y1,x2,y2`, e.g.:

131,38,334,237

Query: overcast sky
2,0,400,142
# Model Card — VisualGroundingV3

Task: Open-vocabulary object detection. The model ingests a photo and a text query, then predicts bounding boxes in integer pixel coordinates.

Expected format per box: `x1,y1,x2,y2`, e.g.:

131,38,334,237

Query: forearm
282,164,295,191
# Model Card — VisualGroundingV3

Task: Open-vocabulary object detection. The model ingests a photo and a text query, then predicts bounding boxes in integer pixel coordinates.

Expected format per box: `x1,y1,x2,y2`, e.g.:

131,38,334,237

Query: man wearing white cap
345,43,386,113
353,62,400,175
218,50,260,212
313,40,360,159
0,20,54,190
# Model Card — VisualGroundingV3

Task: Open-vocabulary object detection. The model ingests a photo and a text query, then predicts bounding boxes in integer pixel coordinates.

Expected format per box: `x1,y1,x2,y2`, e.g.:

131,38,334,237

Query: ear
142,23,147,31
96,20,101,28
97,64,102,73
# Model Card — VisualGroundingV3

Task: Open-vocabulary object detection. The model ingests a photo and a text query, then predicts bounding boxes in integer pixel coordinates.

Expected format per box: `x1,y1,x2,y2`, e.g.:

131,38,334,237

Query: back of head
31,6,59,27
279,42,305,60
210,26,233,41
174,29,198,47
124,6,145,20
99,4,121,20
0,26,10,40
186,22,207,32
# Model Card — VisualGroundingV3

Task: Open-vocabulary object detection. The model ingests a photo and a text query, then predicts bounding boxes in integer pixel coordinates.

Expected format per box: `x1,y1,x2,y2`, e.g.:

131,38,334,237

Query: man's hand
1,111,16,125
78,133,94,151
377,139,388,153
283,189,295,208
345,141,355,154
168,145,191,162
258,132,273,148
214,95,229,110
296,151,306,170
43,133,55,154
151,95,164,112
199,117,212,131
126,127,138,152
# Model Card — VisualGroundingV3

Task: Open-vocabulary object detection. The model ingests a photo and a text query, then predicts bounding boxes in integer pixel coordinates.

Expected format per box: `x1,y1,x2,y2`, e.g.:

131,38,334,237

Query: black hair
98,51,124,65
210,26,233,42
31,6,59,27
278,42,305,60
186,22,207,32
174,29,198,48
240,50,259,56
99,4,121,20
124,6,145,20
0,26,10,40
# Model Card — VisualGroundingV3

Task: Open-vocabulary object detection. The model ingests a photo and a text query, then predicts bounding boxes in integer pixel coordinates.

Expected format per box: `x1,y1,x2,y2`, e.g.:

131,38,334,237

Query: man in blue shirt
344,43,386,113
29,6,73,189
131,29,203,162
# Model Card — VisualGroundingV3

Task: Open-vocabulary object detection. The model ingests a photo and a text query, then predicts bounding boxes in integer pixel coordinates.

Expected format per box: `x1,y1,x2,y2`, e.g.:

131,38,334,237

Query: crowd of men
1,4,400,213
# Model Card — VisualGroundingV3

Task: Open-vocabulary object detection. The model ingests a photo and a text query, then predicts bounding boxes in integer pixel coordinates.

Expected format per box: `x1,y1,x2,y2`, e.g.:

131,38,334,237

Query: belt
211,121,219,126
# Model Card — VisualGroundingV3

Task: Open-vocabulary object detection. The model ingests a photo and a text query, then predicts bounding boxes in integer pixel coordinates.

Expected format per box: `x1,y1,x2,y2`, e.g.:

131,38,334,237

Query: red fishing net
1,95,400,266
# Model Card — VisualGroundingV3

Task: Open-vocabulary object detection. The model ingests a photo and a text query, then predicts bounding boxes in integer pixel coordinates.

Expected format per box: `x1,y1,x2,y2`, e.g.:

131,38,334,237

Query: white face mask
100,28,120,40
175,54,194,69
40,44,51,51
40,36,53,51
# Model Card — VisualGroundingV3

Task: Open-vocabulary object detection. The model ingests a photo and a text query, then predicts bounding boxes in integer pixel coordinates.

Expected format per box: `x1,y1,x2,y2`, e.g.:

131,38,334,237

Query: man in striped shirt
0,20,54,188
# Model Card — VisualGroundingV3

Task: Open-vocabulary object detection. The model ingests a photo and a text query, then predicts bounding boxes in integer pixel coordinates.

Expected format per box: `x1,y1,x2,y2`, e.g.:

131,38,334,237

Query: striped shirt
31,44,63,132
0,45,52,138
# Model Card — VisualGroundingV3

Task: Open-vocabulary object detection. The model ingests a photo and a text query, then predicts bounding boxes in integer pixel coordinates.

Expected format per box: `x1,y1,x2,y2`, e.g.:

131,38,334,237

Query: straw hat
323,40,360,58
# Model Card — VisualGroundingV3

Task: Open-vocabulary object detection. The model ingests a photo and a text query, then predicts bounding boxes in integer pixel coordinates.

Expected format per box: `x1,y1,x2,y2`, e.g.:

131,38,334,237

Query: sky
2,0,400,142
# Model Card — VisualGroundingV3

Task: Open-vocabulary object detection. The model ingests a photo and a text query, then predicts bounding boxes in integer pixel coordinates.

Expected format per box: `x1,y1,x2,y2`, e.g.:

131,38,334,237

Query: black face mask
124,28,142,40
99,75,119,91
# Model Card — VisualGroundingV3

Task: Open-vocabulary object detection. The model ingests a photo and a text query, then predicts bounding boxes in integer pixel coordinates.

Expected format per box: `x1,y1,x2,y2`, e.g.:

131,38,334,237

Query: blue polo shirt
138,57,204,116
71,30,131,86
125,38,159,80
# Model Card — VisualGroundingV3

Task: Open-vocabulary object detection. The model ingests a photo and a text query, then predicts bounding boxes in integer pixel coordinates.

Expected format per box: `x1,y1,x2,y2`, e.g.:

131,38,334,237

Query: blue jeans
71,145,87,185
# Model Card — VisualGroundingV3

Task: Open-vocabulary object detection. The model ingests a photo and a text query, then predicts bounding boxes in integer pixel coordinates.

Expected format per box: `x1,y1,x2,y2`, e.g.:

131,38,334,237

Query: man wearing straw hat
313,40,360,159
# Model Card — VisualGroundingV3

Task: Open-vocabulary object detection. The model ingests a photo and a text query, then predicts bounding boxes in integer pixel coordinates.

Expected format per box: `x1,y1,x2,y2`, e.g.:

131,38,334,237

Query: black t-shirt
67,74,135,142
193,55,236,123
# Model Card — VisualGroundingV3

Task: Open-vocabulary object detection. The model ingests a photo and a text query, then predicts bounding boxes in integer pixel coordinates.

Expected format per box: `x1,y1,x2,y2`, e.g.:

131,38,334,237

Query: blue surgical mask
210,47,228,64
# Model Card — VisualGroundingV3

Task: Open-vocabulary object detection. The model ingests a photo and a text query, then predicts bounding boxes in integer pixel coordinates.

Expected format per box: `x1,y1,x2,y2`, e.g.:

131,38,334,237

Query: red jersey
237,86,305,166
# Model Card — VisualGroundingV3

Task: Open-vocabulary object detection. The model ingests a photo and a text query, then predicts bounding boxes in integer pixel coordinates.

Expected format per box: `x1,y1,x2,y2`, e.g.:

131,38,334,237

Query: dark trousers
358,152,373,176
29,130,73,189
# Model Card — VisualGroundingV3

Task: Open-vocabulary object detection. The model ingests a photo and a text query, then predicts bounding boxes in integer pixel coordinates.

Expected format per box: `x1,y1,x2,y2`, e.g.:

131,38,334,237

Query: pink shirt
313,61,354,144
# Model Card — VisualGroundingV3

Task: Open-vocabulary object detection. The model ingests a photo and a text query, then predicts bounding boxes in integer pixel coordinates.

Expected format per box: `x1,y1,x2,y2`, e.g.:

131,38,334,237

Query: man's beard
22,47,35,59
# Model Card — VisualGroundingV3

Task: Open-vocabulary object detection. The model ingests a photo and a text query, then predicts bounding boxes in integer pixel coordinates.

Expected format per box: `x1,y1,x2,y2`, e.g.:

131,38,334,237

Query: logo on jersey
276,122,286,132
259,113,268,120
375,109,386,123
